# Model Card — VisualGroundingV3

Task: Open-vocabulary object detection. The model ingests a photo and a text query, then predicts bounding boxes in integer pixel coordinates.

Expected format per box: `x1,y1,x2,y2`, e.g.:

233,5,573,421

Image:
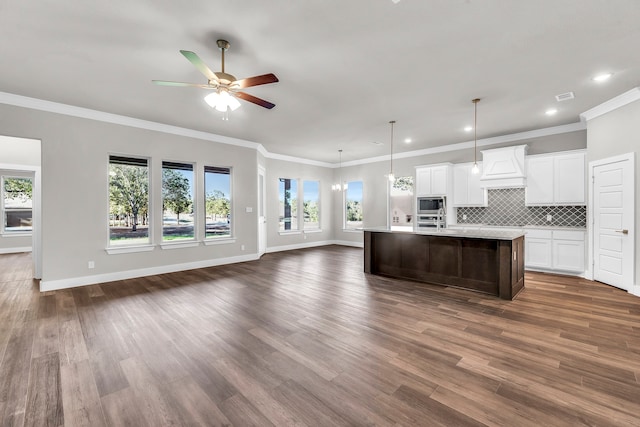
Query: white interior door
258,166,266,256
592,154,634,291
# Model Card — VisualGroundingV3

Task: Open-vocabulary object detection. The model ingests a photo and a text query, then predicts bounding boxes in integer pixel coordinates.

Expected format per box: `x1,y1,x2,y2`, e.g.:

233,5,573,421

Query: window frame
161,160,196,244
278,177,300,234
344,180,364,231
204,165,234,242
1,174,34,236
107,154,152,253
302,179,321,232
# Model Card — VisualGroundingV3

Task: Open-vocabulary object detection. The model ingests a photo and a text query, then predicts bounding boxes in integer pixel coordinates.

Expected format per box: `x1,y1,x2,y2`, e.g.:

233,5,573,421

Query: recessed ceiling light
404,138,412,144
545,108,558,116
464,126,473,132
593,73,613,82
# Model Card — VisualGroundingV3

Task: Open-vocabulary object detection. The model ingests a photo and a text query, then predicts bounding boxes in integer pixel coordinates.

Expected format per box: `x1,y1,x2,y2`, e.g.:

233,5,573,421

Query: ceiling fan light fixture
204,90,241,112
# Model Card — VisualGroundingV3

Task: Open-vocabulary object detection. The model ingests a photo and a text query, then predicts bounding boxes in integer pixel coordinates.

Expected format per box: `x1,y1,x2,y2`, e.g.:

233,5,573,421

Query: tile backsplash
456,188,586,227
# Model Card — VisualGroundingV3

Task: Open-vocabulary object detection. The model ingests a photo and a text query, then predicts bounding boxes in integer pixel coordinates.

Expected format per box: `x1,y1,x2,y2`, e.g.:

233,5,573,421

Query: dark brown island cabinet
364,228,525,300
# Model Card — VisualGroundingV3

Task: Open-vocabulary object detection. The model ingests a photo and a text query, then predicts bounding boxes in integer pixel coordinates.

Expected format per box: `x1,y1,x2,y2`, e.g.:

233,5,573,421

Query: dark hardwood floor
1,247,640,426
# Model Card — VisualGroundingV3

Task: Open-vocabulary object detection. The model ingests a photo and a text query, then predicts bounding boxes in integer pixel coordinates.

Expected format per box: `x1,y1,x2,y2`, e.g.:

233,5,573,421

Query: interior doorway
589,153,635,291
0,135,42,279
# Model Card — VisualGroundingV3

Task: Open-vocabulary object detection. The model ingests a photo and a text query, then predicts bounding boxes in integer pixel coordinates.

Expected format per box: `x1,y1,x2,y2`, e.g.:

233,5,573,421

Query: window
279,178,298,231
303,180,320,230
162,161,194,241
204,166,231,239
109,156,149,245
390,176,414,226
2,176,33,234
345,180,363,229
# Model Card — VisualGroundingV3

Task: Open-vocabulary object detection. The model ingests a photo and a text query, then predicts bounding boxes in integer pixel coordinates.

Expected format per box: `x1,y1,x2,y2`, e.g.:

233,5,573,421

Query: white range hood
479,145,528,188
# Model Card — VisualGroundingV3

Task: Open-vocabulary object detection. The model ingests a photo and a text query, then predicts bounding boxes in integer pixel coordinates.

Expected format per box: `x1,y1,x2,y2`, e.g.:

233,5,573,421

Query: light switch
246,207,253,213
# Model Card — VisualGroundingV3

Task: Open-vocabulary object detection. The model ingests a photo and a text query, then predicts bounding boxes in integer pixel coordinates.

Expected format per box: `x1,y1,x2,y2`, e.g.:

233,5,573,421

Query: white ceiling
1,1,639,163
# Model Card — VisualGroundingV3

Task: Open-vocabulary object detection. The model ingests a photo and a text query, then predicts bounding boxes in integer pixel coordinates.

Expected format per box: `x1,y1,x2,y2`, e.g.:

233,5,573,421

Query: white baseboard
40,241,365,292
524,266,587,278
266,240,335,253
40,253,260,292
629,287,640,298
0,246,32,254
266,239,365,253
332,240,364,248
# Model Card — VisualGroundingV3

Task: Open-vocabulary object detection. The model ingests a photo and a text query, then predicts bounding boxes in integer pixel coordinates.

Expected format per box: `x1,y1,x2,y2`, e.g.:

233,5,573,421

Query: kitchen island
364,227,525,300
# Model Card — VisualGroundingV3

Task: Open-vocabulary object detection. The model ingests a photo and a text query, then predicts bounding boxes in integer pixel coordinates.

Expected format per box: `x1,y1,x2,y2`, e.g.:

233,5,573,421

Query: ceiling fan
152,39,279,111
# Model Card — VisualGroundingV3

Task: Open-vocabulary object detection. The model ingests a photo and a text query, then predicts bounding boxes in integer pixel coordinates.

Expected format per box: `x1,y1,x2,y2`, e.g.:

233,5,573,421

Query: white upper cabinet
525,156,554,205
415,164,451,196
554,153,586,204
453,162,487,207
525,151,586,206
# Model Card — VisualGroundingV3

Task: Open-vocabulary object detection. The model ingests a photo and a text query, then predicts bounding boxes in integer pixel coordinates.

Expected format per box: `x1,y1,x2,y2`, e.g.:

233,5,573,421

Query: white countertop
365,226,525,241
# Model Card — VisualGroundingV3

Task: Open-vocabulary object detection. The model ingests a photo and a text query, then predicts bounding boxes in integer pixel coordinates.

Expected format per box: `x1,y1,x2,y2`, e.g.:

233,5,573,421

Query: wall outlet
303,234,307,240
241,244,245,251
546,214,552,222
245,207,253,213
88,261,95,269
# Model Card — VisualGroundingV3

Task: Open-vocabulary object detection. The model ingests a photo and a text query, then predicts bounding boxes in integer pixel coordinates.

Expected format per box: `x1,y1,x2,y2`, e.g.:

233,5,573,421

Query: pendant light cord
389,120,396,179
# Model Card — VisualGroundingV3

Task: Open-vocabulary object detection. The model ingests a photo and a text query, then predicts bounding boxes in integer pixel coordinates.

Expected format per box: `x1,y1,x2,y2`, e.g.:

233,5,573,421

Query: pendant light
388,120,396,182
471,98,480,174
332,149,344,191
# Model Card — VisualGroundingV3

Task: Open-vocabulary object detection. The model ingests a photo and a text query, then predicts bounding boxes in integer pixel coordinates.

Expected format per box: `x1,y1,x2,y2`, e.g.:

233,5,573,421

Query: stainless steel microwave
417,197,445,214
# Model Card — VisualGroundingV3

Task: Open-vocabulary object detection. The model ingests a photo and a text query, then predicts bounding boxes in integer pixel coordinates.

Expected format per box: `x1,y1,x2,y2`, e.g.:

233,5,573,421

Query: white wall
0,135,41,253
0,103,259,289
586,98,640,290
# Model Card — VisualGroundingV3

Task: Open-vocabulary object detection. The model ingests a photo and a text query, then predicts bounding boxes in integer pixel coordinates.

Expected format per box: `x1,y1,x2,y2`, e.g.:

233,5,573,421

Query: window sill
303,229,323,234
106,244,155,255
342,228,363,233
279,230,302,236
203,237,236,246
160,241,200,250
1,232,32,238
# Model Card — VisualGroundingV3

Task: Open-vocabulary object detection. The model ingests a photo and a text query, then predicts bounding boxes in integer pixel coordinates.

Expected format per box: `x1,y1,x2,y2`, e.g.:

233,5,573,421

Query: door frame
257,165,267,256
587,152,635,293
0,162,42,279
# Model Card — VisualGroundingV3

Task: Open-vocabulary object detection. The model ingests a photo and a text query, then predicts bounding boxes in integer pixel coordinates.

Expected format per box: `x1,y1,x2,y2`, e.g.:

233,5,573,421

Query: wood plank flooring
1,247,640,426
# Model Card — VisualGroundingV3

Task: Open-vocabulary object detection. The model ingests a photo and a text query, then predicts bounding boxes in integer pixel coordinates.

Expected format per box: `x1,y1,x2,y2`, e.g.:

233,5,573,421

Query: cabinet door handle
615,229,629,234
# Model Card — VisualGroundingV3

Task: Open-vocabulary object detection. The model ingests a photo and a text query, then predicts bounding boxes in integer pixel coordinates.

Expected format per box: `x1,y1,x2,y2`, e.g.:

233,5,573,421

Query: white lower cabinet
552,231,586,272
525,229,585,273
525,231,553,269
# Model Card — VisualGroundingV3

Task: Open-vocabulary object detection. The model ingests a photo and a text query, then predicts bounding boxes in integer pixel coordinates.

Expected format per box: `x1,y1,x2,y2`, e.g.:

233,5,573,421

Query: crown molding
0,91,261,151
341,121,586,167
580,87,640,122
0,91,586,169
264,151,334,168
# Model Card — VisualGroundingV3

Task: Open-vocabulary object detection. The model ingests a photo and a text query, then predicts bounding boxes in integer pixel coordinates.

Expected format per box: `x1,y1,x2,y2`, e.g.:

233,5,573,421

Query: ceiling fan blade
233,73,279,89
180,50,219,82
152,80,213,88
235,92,276,109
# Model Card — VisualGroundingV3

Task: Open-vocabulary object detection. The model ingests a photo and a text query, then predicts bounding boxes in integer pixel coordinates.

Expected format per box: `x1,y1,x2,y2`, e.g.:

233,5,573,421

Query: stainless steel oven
417,197,446,229
416,213,446,229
